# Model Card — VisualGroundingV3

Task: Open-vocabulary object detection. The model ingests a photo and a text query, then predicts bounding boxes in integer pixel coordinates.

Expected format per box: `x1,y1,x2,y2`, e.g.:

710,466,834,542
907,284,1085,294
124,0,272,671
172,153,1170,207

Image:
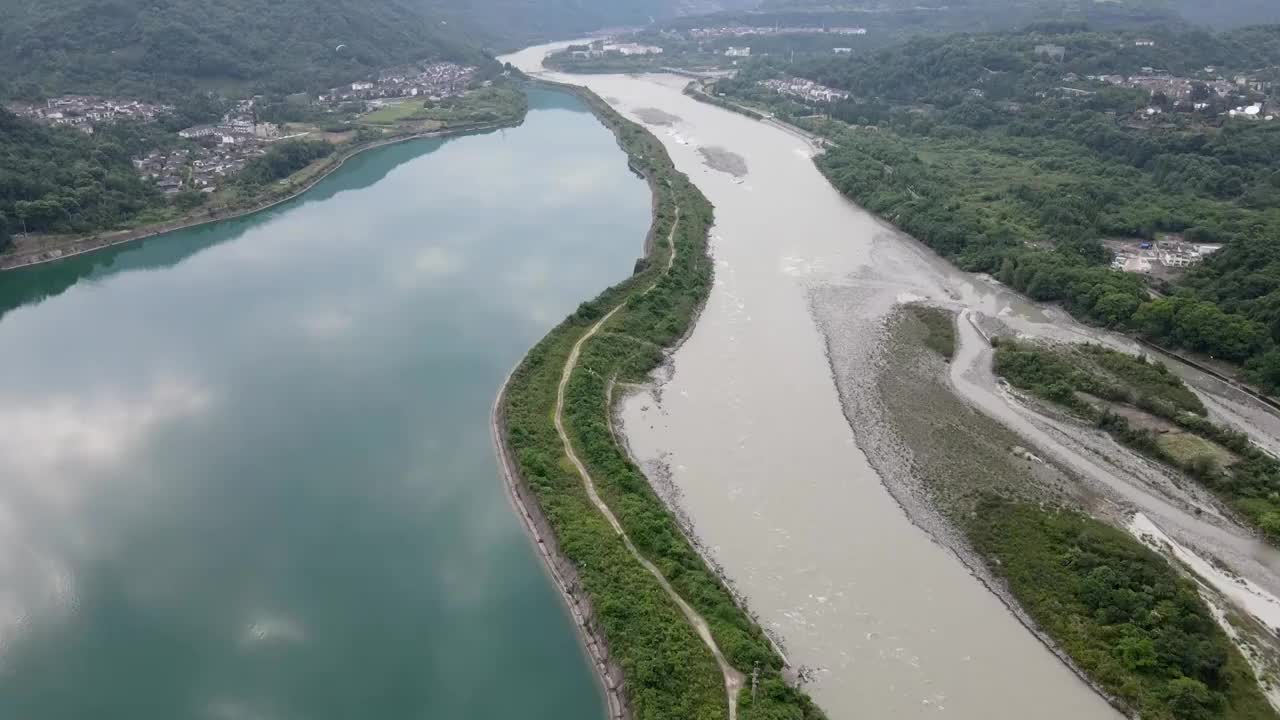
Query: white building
1157,240,1204,268
833,47,853,54
725,46,751,57
608,43,663,56
178,125,217,139
351,81,375,91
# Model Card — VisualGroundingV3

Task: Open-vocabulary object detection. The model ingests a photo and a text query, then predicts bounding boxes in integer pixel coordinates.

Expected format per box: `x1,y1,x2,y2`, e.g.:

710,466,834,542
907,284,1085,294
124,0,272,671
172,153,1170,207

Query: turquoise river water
0,87,649,720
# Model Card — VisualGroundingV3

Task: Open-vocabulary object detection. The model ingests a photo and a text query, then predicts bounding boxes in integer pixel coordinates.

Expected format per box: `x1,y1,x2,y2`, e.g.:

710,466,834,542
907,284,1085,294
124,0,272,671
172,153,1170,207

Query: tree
1161,677,1220,720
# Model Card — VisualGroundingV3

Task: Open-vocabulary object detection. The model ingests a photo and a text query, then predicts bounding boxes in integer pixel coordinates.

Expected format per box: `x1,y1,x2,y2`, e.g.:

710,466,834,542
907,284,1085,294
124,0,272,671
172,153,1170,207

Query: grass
993,339,1280,543
361,100,426,125
501,82,824,720
906,303,956,361
1158,432,1238,469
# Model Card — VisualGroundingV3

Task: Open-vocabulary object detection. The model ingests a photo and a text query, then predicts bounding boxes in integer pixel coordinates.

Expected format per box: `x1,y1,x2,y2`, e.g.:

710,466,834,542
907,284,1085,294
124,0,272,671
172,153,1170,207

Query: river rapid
506,43,1280,718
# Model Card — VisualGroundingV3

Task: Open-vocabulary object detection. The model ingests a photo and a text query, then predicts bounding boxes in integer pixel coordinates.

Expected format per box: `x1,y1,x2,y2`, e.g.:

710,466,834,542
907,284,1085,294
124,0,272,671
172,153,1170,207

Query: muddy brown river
505,43,1280,718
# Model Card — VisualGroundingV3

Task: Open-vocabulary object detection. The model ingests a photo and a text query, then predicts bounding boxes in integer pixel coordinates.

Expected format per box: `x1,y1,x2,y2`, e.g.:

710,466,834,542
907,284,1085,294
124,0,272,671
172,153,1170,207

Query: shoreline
837,305,1129,713
677,78,1280,422
486,77,658,720
490,67,823,718
491,361,630,720
0,121,513,273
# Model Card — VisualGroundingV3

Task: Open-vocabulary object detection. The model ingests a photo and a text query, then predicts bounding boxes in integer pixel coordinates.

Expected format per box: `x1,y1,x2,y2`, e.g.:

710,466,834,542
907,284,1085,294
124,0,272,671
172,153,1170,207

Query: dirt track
551,208,747,719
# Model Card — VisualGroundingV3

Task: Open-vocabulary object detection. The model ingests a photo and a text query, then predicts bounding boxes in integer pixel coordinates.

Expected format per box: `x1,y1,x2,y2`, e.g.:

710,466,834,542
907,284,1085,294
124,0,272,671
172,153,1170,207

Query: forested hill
419,0,754,47
0,0,759,98
0,0,487,99
731,0,1182,33
752,0,1280,30
795,25,1280,104
1168,0,1280,30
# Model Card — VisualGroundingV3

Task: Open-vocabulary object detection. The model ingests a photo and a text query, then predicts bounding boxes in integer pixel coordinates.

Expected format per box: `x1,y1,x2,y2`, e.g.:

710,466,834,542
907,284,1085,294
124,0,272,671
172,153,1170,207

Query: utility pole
751,662,760,706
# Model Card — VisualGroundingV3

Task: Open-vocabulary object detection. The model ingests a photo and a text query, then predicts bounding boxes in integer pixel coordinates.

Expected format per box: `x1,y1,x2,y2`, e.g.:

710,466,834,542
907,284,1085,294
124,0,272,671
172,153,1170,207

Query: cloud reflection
0,375,213,655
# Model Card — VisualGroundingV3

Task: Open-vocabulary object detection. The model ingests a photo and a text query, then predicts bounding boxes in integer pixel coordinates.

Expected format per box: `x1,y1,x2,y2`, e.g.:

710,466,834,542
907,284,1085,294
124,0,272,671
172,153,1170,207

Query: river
502,43,1280,719
0,87,647,720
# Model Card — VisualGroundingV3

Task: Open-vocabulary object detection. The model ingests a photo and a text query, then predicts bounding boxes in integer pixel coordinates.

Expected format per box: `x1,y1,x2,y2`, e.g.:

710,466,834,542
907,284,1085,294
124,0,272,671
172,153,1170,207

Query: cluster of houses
1036,65,1277,122
164,98,288,193
684,25,868,39
1082,68,1274,113
6,95,173,134
760,77,850,103
8,61,481,202
134,149,195,196
133,142,269,196
316,62,476,104
178,97,282,144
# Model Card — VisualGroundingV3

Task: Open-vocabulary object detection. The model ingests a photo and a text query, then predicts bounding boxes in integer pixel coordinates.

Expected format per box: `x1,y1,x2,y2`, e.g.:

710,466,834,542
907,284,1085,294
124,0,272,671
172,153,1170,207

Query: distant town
1023,43,1280,121
318,62,475,104
681,25,869,40
6,95,173,133
6,62,478,199
1074,68,1277,120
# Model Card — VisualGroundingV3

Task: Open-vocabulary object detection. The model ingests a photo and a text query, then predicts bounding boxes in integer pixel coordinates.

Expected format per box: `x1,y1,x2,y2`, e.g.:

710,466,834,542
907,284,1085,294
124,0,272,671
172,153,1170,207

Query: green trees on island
971,499,1276,720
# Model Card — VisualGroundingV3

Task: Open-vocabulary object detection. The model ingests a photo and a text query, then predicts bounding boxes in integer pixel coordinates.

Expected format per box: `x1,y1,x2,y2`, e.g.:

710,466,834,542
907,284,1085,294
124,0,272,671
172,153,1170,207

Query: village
8,61,481,199
1031,42,1280,121
5,95,173,133
1088,68,1277,119
759,76,850,103
681,25,869,40
317,62,476,104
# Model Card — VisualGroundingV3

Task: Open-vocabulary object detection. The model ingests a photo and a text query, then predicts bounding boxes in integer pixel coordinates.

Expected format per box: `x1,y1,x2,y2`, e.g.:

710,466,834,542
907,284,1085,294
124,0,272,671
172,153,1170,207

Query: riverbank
0,121,517,273
678,75,1280,441
492,365,630,720
852,305,1278,720
492,75,824,720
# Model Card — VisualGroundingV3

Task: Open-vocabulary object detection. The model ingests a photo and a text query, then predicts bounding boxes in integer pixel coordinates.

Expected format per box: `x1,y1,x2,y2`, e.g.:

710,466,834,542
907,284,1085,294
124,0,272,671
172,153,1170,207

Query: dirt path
552,207,746,720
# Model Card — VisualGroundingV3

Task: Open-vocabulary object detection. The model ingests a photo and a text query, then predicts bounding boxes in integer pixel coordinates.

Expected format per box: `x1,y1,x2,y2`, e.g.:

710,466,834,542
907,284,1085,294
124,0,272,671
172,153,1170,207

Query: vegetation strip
993,340,1280,542
551,214,747,720
971,499,1277,720
495,81,825,720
